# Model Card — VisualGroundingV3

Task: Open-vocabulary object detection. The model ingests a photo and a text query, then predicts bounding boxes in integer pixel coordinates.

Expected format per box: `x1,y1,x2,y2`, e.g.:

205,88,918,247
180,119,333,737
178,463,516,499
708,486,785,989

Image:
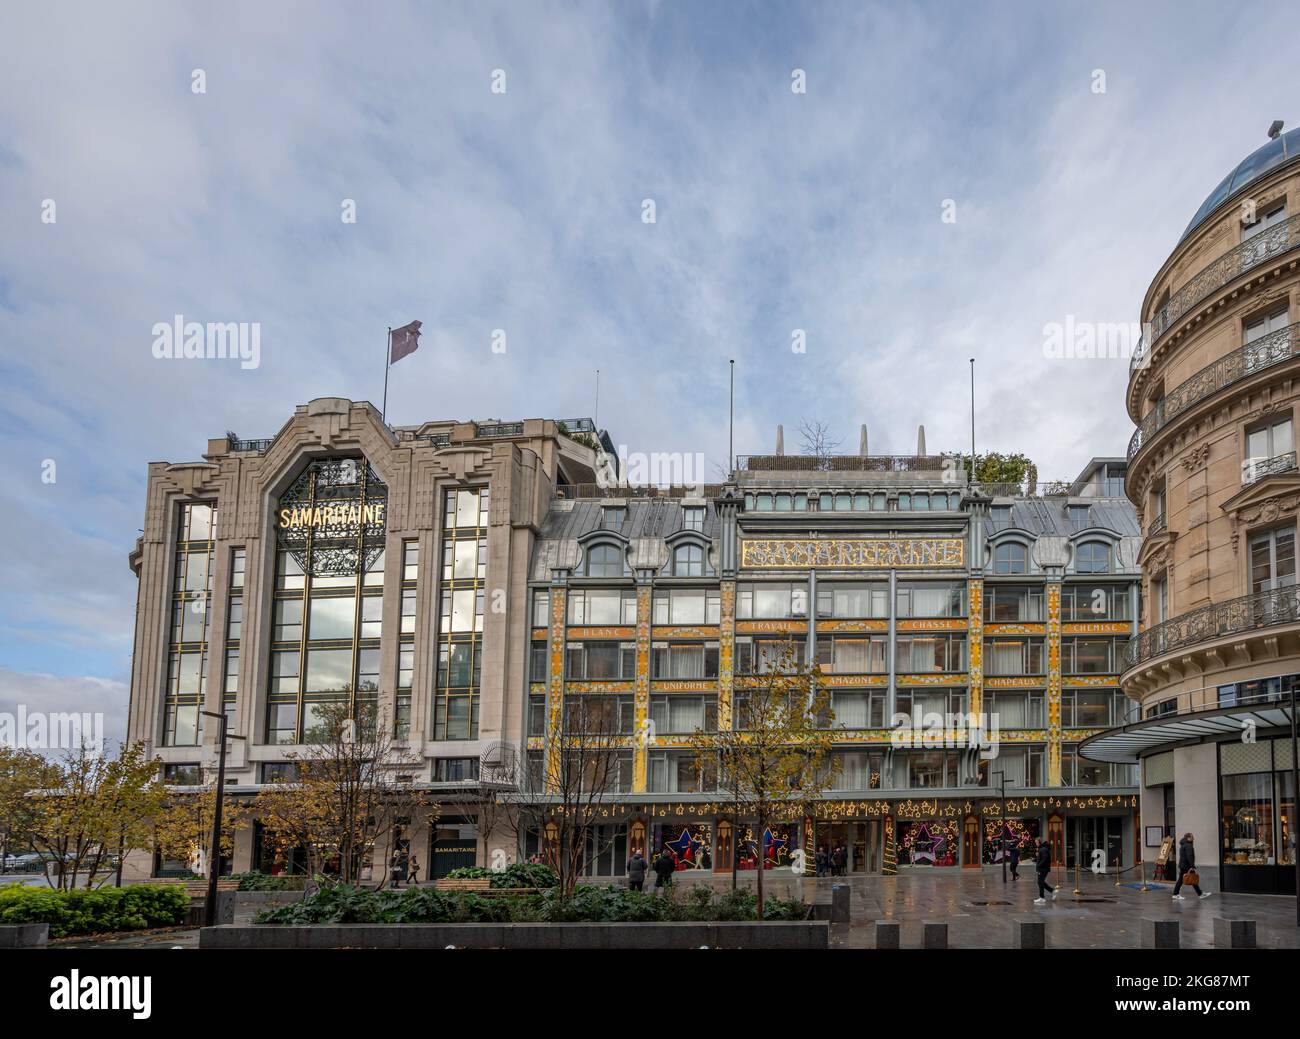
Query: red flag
389,320,422,365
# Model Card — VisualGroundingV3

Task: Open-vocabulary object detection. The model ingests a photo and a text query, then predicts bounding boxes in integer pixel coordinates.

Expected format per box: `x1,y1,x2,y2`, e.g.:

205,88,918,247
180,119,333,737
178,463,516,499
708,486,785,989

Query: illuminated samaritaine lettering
277,501,387,530
740,538,964,569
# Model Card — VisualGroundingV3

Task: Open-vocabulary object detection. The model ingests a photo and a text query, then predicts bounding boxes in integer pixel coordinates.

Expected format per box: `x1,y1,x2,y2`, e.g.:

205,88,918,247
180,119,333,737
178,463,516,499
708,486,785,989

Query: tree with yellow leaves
685,639,837,918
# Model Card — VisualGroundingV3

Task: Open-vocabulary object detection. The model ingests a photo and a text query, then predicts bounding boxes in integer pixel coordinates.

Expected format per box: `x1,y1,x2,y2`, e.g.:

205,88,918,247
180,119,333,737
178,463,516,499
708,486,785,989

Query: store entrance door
1068,816,1123,870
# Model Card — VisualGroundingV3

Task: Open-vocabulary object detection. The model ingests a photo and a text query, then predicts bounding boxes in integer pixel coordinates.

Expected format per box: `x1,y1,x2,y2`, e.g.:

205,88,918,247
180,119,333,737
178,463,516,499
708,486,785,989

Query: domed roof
1180,127,1300,244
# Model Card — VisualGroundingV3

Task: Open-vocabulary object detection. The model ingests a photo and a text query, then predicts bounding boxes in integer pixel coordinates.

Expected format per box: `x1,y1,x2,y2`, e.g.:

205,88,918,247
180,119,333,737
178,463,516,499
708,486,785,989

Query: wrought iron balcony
1241,450,1297,485
1130,212,1300,375
1124,583,1300,669
1146,512,1166,538
1126,321,1300,462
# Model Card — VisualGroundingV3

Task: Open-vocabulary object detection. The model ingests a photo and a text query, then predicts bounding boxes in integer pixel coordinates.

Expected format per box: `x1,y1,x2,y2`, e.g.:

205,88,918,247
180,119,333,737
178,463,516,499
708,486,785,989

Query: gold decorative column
544,586,567,794
718,579,736,729
967,579,983,717
632,583,653,792
1046,581,1063,785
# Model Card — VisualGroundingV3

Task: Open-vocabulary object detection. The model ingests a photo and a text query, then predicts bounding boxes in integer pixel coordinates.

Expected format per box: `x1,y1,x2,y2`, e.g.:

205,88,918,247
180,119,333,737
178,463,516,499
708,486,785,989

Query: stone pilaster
1046,581,1063,785
633,582,653,792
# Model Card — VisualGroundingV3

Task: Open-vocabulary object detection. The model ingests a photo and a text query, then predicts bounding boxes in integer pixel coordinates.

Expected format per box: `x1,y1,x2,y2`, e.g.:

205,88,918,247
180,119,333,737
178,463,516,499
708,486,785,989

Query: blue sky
2,0,1299,743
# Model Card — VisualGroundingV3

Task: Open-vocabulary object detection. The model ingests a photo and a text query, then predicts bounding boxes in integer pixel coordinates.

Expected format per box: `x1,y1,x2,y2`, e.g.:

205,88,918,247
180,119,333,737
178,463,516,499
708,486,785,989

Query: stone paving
660,867,1300,949
49,867,1300,949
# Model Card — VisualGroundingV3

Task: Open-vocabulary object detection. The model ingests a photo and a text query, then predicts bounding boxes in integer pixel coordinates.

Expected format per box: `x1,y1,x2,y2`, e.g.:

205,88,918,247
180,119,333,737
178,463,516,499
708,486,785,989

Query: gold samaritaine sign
277,501,387,531
741,537,964,570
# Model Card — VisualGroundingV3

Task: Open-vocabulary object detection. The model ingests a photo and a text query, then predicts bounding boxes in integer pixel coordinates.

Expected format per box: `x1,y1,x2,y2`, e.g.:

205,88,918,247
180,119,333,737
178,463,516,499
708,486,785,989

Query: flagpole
382,327,391,425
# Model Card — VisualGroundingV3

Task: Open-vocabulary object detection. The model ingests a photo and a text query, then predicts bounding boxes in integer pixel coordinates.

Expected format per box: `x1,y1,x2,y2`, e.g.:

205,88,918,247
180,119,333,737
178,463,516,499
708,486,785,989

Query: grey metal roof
987,499,1139,538
539,498,719,541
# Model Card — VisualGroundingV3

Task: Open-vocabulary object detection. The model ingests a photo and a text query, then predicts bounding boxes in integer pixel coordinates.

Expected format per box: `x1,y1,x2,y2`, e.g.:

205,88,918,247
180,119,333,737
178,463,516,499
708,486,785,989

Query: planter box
200,920,828,950
0,923,49,948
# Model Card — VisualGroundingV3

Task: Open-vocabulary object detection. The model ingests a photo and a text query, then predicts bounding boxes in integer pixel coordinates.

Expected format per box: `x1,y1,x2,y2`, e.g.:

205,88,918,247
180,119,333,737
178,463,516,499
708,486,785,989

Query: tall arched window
1075,541,1111,574
586,543,625,577
673,543,705,577
993,542,1028,575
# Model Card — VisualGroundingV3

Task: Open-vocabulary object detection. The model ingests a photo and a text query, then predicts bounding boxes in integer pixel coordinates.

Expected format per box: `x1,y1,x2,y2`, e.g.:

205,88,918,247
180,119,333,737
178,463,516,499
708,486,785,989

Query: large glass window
163,503,217,747
815,635,887,674
672,543,706,576
815,582,888,619
1061,583,1131,620
1062,637,1115,674
896,582,965,618
649,695,717,734
737,582,808,619
653,587,721,625
651,643,719,680
566,642,637,680
895,635,965,672
985,638,1044,676
984,585,1043,622
568,588,637,625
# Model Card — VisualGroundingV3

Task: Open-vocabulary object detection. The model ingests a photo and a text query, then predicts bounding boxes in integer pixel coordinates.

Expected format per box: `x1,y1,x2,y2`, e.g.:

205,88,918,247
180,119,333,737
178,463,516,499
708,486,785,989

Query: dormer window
1068,505,1090,527
585,543,625,578
682,506,705,532
991,505,1011,524
673,543,705,577
601,506,626,530
1076,541,1111,574
993,542,1027,575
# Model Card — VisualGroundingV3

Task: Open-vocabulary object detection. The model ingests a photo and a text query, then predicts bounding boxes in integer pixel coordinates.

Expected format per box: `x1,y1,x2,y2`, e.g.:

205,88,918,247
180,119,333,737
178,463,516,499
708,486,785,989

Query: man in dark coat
653,847,677,891
1033,838,1056,903
1172,833,1210,899
626,850,648,892
1005,832,1020,880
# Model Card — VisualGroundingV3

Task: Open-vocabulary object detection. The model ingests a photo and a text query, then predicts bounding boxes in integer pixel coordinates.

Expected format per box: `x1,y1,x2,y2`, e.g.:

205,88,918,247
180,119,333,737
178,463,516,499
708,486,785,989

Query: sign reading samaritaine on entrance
741,537,965,569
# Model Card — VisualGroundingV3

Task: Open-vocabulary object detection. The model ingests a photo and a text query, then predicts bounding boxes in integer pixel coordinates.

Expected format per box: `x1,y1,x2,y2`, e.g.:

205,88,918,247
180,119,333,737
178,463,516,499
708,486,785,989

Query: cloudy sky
2,0,1298,746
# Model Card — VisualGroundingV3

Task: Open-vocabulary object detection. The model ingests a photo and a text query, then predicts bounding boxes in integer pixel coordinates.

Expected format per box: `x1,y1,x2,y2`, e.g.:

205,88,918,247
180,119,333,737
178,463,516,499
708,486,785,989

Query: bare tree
254,700,434,889
525,692,629,900
798,419,842,468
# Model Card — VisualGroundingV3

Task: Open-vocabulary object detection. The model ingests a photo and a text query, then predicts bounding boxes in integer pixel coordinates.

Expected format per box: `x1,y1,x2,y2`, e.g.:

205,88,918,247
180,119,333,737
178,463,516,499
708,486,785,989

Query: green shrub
444,862,558,888
0,884,189,939
253,881,803,926
231,870,303,891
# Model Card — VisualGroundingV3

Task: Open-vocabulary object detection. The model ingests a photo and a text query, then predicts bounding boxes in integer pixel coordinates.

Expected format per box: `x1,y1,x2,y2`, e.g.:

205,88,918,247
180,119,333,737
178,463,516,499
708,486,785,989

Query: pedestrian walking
407,854,420,886
1006,833,1020,880
1171,832,1212,900
1033,838,1056,903
653,847,677,892
816,846,828,878
832,844,847,877
626,849,648,892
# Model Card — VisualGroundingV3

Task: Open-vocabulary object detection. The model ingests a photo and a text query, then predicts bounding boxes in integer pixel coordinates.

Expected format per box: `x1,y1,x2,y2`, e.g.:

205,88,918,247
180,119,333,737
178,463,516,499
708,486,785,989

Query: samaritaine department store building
1083,126,1300,895
124,396,1142,880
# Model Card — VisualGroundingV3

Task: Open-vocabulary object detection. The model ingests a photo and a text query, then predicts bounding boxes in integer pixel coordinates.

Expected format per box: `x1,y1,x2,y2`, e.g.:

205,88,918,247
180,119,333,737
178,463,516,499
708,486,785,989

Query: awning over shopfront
1080,702,1298,764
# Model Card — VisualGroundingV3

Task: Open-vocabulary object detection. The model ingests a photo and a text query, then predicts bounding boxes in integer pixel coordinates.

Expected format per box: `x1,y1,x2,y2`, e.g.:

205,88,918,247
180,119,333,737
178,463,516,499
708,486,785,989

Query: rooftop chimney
776,424,784,455
916,424,927,457
859,424,868,456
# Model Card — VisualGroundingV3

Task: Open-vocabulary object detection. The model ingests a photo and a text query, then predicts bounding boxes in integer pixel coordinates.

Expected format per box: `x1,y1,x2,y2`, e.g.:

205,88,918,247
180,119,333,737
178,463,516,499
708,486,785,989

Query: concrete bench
434,877,492,892
1141,918,1180,949
1213,918,1256,949
1012,918,1045,949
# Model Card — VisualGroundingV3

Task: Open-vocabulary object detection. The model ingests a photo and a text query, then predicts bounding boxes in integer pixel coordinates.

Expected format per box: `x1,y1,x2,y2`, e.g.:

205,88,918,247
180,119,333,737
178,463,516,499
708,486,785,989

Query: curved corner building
1083,127,1300,894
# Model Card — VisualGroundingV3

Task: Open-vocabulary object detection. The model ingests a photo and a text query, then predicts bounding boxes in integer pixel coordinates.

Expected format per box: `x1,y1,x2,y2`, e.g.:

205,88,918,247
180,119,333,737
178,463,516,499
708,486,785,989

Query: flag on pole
389,320,422,365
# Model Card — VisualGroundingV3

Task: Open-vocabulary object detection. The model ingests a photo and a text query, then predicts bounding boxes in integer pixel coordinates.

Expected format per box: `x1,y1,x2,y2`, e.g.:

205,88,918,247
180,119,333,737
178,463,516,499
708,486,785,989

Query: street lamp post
993,770,1008,883
200,710,244,929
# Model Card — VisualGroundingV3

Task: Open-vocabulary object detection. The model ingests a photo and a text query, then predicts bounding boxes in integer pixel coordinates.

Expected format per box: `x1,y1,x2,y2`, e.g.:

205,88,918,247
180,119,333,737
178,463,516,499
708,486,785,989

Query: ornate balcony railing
1126,321,1300,462
1146,512,1167,538
1130,211,1300,374
558,483,727,499
474,421,525,438
1124,583,1300,668
225,432,276,453
1242,450,1297,484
